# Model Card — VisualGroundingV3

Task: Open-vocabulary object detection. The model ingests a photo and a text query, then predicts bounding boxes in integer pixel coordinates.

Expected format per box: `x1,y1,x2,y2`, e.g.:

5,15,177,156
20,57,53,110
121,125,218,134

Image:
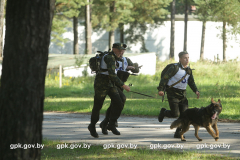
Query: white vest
116,57,128,72
100,54,119,75
167,67,190,90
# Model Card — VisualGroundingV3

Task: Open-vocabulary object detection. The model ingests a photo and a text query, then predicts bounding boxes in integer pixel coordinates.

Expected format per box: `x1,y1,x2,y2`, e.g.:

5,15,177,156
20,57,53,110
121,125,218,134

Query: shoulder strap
169,71,188,88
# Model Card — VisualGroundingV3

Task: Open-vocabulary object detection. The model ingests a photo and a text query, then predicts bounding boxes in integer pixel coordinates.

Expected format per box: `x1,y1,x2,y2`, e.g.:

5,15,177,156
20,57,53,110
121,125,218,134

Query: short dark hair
178,51,188,58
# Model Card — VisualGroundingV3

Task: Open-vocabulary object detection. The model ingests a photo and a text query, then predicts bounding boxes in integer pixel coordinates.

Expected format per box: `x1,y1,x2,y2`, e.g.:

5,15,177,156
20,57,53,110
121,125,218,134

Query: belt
167,85,186,92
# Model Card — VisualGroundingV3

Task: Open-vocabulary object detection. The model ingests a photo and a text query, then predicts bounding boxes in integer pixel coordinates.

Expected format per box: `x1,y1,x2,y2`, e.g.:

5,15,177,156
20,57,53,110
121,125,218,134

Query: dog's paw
215,137,219,141
181,139,186,142
198,139,202,141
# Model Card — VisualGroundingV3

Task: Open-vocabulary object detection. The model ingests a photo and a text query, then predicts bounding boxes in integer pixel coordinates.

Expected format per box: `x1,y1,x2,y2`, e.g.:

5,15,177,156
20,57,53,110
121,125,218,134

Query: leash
128,84,156,98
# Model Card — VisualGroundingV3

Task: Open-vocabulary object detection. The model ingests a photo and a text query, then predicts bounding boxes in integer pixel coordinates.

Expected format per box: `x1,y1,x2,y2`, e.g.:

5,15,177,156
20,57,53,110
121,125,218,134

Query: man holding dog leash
99,43,141,135
88,43,131,138
157,51,200,138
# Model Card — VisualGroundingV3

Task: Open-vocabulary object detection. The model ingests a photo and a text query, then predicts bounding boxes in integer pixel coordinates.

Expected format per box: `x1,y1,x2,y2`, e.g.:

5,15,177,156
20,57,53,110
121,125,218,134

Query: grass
44,60,240,120
41,139,234,160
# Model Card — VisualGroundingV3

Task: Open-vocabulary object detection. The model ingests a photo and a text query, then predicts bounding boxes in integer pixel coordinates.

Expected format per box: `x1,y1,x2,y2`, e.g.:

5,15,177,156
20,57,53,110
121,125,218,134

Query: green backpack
161,63,179,79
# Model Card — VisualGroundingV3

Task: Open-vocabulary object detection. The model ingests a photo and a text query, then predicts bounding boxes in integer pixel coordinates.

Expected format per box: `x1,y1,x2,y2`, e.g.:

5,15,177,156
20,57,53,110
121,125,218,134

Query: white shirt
116,57,128,73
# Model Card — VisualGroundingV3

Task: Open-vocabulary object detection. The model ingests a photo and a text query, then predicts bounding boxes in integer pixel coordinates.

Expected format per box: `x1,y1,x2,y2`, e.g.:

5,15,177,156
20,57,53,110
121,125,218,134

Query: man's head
112,43,127,58
178,51,189,67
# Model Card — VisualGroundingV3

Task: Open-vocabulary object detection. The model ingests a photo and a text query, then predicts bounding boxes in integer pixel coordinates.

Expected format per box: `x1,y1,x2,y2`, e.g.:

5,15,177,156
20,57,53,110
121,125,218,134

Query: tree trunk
119,23,124,43
109,31,114,49
0,0,55,159
85,0,92,54
73,16,79,55
183,0,188,51
200,20,206,61
169,0,175,59
0,0,5,58
109,1,115,49
223,21,226,61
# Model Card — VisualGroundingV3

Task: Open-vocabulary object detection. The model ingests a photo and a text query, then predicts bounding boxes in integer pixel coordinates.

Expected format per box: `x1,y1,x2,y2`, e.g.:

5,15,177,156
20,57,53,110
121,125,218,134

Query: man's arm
188,74,200,99
157,65,175,92
125,57,139,73
188,74,198,93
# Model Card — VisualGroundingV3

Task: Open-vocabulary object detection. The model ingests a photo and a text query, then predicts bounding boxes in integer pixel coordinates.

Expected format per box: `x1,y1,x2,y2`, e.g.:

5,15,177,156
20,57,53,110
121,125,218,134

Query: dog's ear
211,98,215,103
218,99,221,103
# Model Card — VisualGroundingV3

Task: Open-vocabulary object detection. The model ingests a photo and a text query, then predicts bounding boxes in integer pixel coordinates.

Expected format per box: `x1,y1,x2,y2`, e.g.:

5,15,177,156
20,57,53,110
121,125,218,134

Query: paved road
43,112,240,158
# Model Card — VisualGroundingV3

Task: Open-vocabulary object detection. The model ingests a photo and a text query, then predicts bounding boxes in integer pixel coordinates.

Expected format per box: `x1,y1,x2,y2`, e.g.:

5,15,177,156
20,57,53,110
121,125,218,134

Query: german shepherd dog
170,98,222,141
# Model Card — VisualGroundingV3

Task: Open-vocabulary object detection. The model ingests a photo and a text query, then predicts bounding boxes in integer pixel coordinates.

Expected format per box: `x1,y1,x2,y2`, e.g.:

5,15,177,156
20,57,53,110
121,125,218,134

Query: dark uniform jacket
95,52,124,90
124,57,139,73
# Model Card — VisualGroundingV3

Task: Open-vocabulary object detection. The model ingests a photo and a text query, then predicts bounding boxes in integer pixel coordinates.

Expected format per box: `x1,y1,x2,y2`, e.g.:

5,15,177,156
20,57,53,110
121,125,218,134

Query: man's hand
196,91,200,99
122,84,130,92
126,66,135,70
158,91,164,96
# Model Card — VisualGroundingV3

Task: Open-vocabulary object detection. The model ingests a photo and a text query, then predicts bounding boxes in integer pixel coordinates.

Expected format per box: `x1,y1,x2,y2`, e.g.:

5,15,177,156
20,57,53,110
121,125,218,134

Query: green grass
44,60,240,120
41,139,233,160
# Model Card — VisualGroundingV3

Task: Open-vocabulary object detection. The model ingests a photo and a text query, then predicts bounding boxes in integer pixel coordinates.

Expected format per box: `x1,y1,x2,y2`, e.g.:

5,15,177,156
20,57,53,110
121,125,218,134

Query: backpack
89,51,108,74
161,63,179,79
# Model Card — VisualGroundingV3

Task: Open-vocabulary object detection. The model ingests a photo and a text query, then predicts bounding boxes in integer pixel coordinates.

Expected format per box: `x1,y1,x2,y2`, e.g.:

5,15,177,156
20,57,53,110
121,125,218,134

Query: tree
0,0,55,159
207,0,240,61
92,0,133,49
109,1,116,48
170,0,176,59
73,16,79,54
183,0,189,51
53,0,86,54
194,0,212,60
85,0,92,54
0,0,5,58
125,0,171,52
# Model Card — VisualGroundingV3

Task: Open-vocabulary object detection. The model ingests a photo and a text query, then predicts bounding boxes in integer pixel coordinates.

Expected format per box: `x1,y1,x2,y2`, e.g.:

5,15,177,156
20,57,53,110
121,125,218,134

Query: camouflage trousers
105,87,126,121
90,85,125,125
164,87,188,118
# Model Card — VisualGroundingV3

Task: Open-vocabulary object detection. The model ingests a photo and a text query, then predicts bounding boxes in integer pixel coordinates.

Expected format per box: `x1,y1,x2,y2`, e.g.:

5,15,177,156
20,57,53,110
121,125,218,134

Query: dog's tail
170,119,182,129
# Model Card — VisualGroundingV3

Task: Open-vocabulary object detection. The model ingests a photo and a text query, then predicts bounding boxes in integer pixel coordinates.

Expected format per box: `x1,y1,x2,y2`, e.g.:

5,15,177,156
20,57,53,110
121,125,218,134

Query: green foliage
90,0,172,51
91,0,134,31
124,0,172,52
74,54,85,67
194,0,212,21
51,15,71,47
194,0,240,35
51,0,86,45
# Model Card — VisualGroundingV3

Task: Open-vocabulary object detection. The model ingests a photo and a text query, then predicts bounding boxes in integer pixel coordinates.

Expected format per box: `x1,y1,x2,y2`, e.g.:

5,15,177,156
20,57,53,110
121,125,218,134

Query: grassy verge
44,60,240,120
41,139,233,160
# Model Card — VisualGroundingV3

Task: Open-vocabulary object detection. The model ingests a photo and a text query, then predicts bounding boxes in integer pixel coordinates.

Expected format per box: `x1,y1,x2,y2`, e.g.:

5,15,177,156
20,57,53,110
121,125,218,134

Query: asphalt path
43,112,240,158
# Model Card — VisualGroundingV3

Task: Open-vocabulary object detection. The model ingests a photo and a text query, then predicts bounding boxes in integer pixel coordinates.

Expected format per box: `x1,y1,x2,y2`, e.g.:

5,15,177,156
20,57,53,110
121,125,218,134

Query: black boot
158,108,166,122
100,118,108,135
174,127,185,138
107,120,120,135
88,123,99,138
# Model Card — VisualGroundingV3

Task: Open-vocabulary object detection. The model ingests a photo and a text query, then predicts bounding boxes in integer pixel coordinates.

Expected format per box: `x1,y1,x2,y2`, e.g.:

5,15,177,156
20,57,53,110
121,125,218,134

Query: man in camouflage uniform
99,49,140,135
157,51,200,138
88,43,131,138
